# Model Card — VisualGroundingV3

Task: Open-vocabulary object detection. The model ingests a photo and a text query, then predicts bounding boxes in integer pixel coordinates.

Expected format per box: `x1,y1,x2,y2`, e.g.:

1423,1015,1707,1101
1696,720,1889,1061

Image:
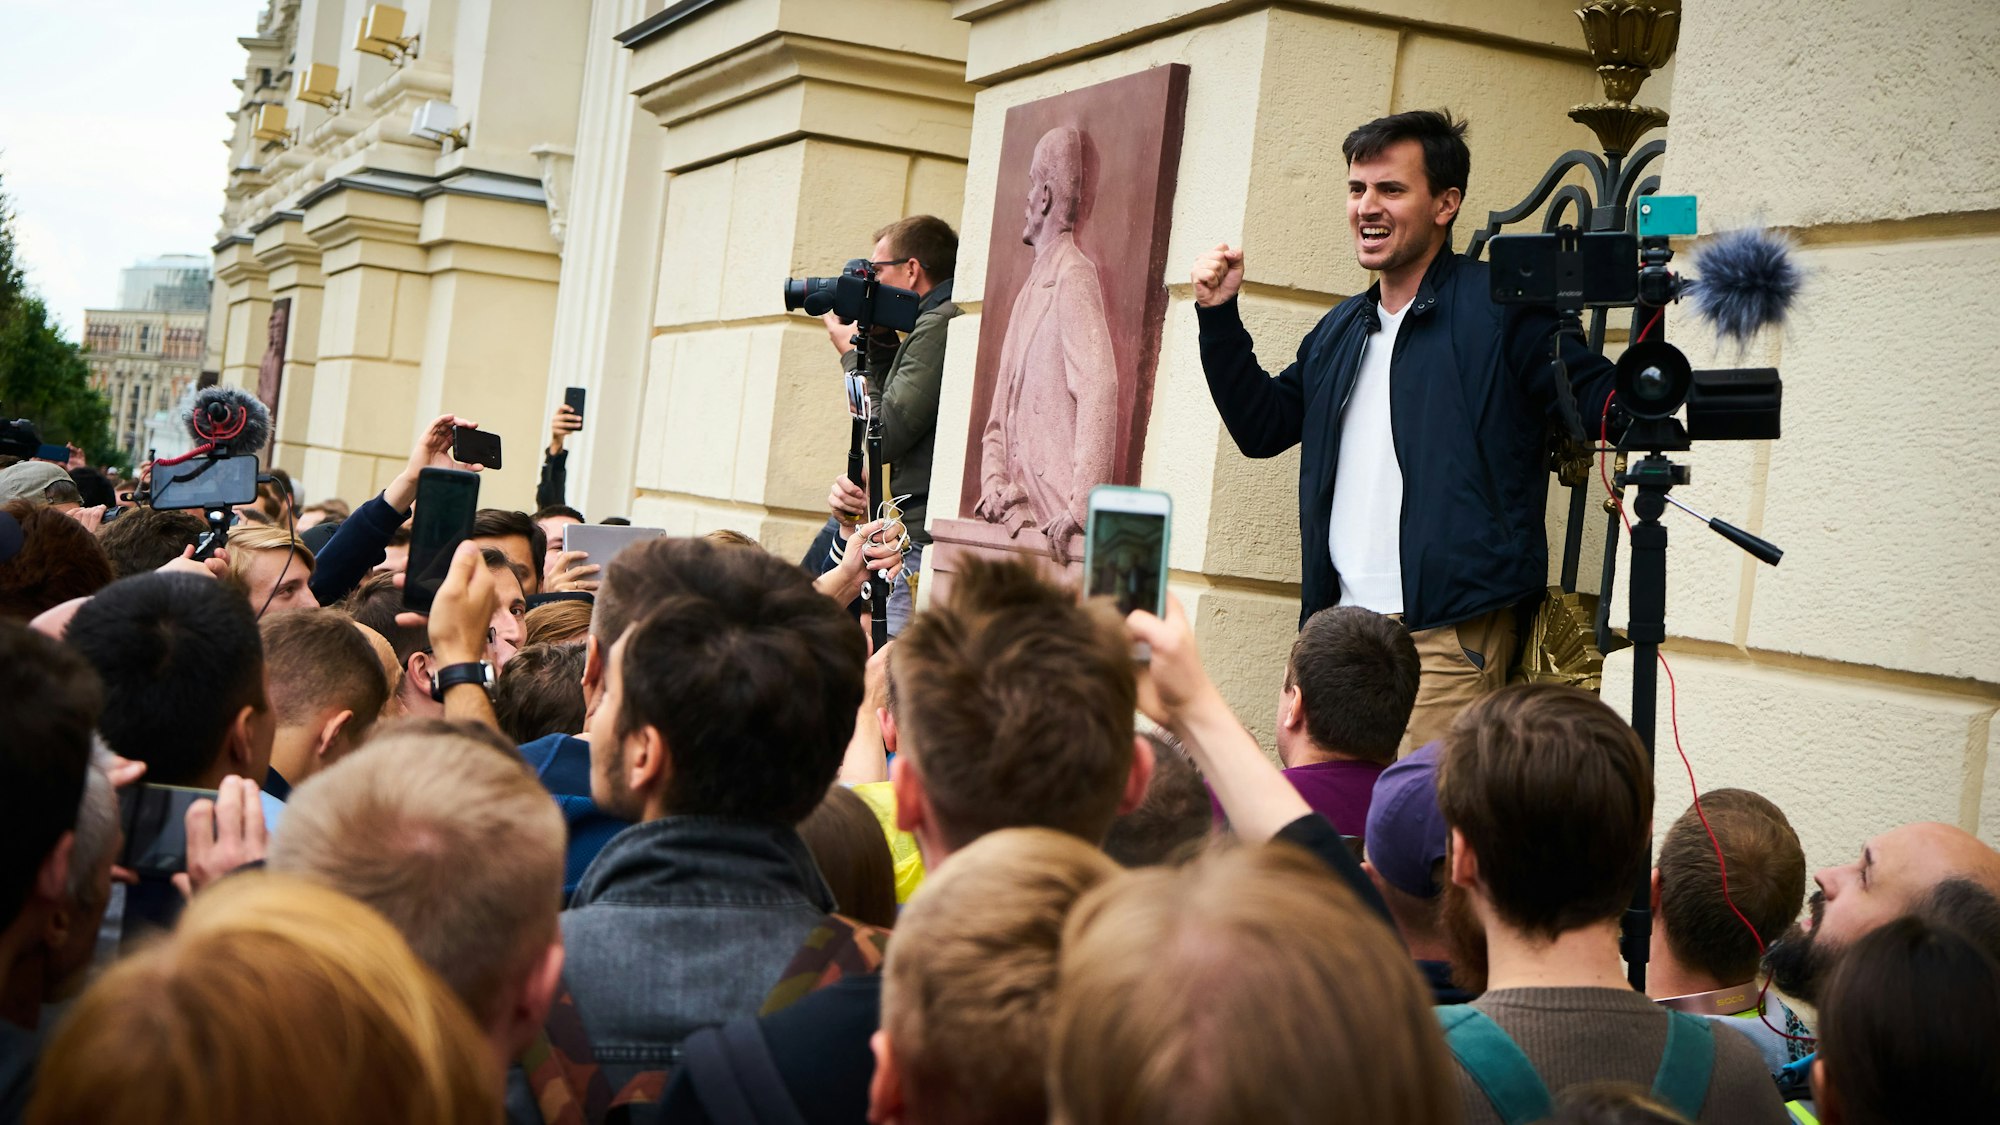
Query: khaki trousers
1399,605,1516,754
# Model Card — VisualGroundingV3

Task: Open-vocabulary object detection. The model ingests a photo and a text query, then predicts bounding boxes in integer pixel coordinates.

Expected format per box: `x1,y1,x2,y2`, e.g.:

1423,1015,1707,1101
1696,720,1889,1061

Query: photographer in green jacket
821,215,959,636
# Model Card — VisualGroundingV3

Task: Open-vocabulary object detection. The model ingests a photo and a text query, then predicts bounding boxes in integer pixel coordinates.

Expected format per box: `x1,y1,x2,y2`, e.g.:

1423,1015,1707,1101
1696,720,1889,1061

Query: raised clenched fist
1191,242,1246,307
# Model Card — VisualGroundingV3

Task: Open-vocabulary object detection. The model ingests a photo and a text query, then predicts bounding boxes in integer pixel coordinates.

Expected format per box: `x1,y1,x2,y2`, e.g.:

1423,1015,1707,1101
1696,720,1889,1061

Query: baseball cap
1364,740,1449,899
0,460,72,505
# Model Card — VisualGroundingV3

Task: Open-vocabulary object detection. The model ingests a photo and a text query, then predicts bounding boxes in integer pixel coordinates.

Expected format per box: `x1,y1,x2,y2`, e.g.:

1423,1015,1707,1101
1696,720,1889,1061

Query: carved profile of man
974,125,1118,565
257,298,290,417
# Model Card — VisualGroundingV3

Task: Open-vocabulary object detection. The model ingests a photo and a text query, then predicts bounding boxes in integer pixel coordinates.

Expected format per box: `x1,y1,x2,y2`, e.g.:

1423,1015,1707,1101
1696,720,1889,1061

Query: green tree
0,172,122,468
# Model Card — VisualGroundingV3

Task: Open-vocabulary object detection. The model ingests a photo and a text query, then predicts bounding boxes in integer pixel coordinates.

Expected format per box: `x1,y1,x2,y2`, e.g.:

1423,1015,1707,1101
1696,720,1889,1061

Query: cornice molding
637,33,975,125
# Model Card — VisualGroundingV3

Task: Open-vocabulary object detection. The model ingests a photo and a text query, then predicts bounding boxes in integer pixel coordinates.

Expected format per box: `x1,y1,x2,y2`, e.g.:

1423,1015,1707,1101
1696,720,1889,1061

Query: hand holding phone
451,425,503,470
1082,485,1172,618
118,783,220,879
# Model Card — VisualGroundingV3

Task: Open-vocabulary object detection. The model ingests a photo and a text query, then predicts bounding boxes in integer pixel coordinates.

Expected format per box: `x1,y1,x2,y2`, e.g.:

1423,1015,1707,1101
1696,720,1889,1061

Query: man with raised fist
1191,109,1617,748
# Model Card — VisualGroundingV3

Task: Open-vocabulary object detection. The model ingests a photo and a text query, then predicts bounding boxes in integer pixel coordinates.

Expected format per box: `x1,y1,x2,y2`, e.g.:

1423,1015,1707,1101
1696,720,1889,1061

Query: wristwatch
431,660,496,702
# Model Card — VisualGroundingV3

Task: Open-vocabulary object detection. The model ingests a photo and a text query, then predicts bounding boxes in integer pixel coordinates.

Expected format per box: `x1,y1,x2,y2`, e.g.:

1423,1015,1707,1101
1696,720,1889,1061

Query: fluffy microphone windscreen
1684,228,1802,346
182,385,273,455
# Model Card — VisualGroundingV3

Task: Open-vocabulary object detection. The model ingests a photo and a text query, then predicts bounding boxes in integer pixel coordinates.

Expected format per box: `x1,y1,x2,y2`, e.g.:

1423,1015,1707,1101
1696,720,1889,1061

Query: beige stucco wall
1595,0,2000,873
617,0,975,555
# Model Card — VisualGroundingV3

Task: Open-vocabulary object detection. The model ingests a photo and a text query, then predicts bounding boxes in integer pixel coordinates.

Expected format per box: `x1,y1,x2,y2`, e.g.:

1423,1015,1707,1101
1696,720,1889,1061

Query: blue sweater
517,733,630,900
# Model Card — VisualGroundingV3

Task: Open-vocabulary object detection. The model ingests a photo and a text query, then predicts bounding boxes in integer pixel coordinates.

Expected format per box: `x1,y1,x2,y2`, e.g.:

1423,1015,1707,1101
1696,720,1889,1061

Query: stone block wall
1600,0,2000,871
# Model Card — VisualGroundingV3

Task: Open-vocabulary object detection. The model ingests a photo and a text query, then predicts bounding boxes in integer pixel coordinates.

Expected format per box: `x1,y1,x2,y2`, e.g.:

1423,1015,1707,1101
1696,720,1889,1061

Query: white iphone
1082,485,1172,618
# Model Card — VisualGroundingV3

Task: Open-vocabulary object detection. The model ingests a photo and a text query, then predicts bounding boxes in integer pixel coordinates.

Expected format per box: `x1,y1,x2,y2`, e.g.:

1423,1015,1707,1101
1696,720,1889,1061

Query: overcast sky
1,0,263,335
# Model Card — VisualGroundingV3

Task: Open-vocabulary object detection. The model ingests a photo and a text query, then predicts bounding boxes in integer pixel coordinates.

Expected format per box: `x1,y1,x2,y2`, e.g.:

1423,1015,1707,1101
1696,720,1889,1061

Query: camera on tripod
1488,198,1782,452
782,259,921,333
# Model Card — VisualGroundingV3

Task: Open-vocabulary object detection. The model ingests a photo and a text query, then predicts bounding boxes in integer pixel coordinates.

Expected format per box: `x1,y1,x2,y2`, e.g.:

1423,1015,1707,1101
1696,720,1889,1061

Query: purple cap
1364,740,1449,899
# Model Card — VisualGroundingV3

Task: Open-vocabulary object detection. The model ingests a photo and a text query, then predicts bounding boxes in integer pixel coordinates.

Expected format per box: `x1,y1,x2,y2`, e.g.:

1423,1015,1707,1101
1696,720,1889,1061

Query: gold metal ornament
1568,1,1681,155
1517,587,1628,692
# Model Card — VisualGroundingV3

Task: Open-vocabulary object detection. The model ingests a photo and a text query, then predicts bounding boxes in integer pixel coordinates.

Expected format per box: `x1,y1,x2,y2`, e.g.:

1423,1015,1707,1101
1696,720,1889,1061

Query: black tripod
843,314,892,654
1611,416,1783,990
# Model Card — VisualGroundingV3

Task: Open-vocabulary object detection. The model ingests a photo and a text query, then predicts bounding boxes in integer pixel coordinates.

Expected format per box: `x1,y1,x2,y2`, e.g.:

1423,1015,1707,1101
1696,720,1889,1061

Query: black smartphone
451,425,503,470
564,386,587,425
151,453,261,510
404,467,482,612
118,783,219,879
35,443,69,463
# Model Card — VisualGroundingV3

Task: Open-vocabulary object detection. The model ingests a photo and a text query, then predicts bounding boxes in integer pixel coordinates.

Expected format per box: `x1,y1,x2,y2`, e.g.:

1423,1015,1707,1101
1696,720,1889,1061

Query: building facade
204,0,2000,870
84,256,213,459
206,0,585,511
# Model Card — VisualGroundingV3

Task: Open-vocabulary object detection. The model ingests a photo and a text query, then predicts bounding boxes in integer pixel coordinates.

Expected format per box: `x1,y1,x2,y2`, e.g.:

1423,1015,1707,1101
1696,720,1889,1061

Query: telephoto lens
782,276,840,315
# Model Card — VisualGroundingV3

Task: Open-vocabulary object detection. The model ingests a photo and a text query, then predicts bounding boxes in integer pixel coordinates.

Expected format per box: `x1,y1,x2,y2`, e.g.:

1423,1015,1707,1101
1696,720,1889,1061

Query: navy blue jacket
309,491,406,606
1196,249,1616,631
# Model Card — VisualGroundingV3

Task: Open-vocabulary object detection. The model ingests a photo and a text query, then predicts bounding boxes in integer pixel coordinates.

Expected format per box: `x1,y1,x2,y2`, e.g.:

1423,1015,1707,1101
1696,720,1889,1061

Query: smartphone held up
1082,485,1171,619
404,467,481,612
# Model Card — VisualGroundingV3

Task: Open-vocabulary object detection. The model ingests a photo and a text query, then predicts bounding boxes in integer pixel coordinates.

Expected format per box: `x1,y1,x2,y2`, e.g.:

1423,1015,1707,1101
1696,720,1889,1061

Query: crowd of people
3,403,1997,1125
4,109,2000,1124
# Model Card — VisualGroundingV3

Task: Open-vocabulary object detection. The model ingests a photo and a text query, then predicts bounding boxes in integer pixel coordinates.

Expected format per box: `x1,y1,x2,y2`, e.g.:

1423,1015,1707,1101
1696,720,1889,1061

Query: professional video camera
1488,197,1788,451
782,258,921,333
1488,197,1801,987
146,385,274,559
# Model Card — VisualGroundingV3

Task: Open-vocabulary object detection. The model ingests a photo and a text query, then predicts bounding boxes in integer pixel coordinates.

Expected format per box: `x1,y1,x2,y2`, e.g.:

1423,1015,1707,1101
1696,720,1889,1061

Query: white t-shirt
1328,299,1409,613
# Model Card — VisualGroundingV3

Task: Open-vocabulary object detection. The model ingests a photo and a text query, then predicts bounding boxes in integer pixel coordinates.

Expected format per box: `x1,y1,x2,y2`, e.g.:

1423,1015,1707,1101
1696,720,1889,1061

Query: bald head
1767,820,2000,1003
1023,126,1084,244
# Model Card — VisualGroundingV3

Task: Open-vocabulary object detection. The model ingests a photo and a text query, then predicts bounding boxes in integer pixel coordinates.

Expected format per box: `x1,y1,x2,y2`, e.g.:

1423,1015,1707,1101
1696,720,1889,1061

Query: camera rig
1488,196,1786,990
782,259,924,651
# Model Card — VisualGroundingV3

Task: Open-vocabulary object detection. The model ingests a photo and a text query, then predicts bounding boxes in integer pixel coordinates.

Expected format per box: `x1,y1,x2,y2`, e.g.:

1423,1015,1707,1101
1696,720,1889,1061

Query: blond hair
266,735,564,1026
882,828,1120,1125
27,874,498,1125
224,523,315,572
1049,844,1459,1125
523,598,593,646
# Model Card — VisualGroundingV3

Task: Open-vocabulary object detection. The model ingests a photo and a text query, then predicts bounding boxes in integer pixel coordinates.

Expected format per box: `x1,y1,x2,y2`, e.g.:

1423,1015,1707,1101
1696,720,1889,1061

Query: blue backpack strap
1436,1004,1555,1125
1651,1010,1717,1119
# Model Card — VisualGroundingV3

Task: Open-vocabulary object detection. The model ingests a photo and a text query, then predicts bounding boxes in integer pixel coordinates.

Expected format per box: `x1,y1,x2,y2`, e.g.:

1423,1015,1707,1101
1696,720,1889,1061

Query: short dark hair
0,620,100,922
1657,789,1805,986
68,467,117,509
260,608,389,739
1916,878,2000,963
875,215,959,283
96,505,207,579
0,500,114,621
1342,109,1470,200
1819,915,2000,1124
892,557,1136,851
493,642,587,744
612,538,865,824
1435,684,1652,939
338,572,429,667
472,509,545,574
66,572,268,786
1287,606,1419,764
1101,732,1209,868
533,505,584,525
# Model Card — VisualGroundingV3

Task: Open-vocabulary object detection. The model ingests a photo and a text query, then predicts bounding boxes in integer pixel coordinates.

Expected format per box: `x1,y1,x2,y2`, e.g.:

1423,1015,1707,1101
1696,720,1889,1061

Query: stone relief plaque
936,64,1189,583
256,297,290,453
